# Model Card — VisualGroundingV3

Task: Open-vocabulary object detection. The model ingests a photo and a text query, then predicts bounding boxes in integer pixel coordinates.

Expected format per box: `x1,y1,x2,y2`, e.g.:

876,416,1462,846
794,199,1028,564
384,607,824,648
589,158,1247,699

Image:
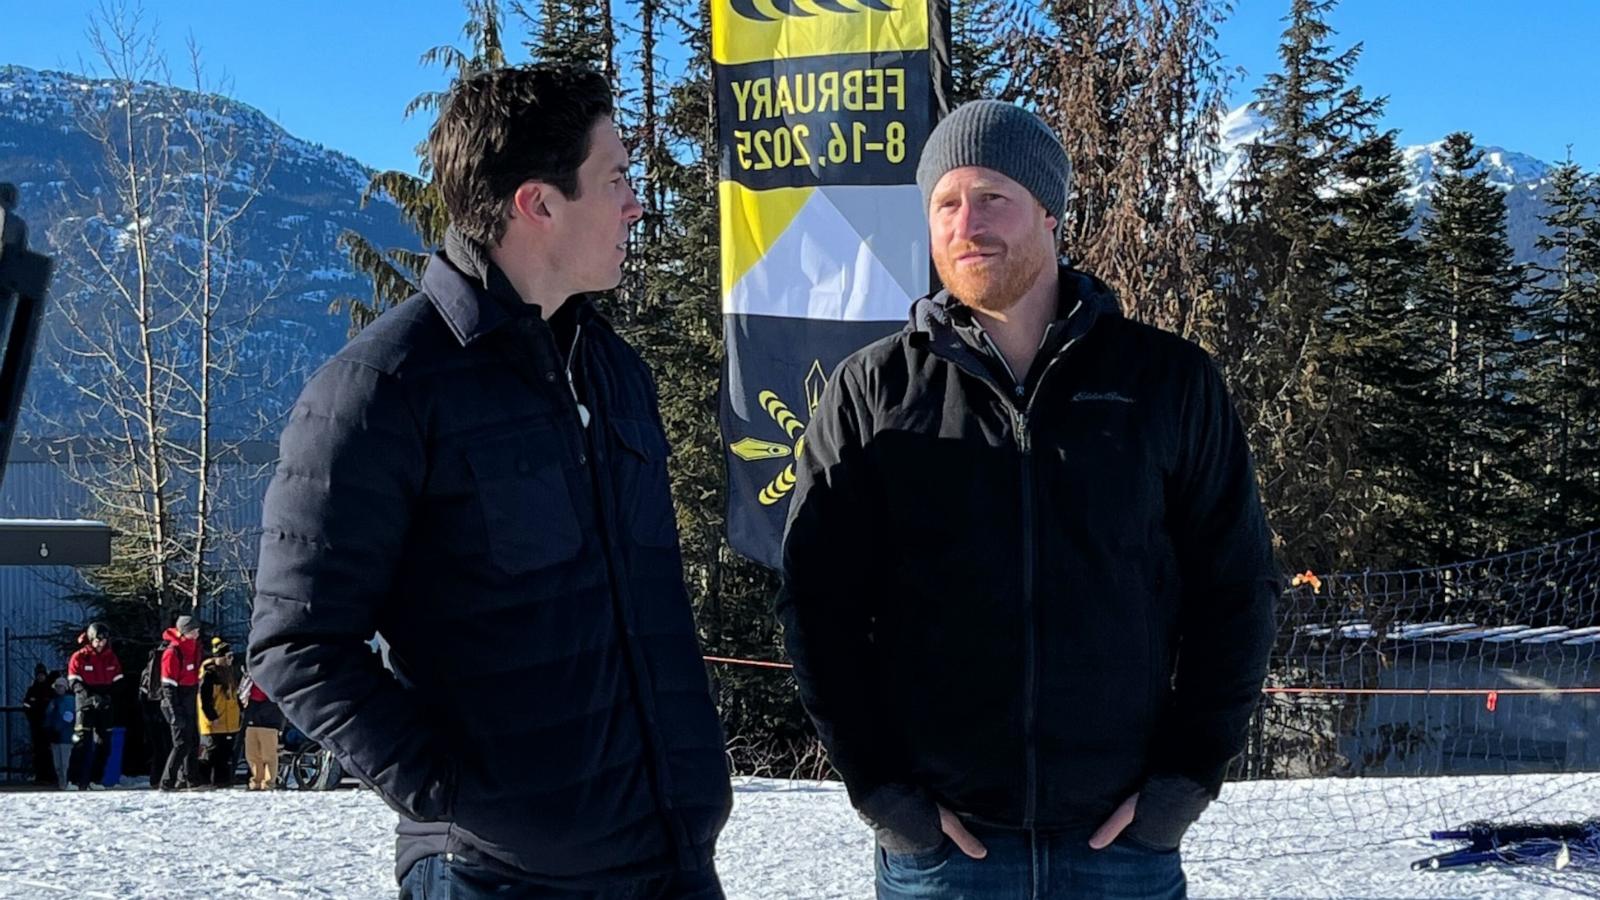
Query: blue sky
4,0,1598,173
1212,0,1600,165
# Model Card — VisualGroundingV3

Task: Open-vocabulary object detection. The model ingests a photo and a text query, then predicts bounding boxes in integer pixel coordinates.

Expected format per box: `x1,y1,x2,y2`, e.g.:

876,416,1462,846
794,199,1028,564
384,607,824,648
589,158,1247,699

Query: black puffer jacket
778,266,1279,850
249,239,731,885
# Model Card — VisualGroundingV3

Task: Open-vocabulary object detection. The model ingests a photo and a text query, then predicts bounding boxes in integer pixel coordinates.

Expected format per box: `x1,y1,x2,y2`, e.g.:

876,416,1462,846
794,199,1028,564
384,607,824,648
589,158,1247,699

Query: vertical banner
715,0,946,568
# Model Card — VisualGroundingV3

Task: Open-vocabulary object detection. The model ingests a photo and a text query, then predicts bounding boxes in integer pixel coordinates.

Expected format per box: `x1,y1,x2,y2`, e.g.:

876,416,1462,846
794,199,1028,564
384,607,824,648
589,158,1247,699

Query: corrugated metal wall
1,450,96,652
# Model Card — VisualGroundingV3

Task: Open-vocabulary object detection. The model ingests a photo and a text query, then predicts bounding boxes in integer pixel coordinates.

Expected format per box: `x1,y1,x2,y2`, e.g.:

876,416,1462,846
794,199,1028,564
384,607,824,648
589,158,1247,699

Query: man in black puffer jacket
249,65,731,897
779,101,1280,899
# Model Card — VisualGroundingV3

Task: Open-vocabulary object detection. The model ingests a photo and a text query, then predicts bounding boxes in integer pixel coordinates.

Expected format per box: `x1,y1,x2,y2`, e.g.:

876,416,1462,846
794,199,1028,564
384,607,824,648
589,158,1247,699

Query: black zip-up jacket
249,235,731,886
778,265,1278,851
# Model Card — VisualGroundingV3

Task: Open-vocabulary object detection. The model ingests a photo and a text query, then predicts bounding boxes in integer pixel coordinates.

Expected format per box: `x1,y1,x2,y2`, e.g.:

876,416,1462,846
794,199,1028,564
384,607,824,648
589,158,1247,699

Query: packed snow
3,774,1599,898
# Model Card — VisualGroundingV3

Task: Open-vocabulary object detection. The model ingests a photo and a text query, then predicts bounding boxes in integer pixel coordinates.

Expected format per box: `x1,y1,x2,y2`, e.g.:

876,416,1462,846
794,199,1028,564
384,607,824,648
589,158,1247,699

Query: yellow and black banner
716,0,949,567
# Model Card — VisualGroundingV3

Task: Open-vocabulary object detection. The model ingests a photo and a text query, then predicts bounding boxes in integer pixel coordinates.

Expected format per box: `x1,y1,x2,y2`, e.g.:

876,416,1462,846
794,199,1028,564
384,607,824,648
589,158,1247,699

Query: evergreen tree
1413,132,1531,560
1529,159,1600,532
517,0,613,78
1209,0,1382,569
642,0,811,773
333,0,505,335
1327,130,1423,565
948,0,1007,106
635,0,666,241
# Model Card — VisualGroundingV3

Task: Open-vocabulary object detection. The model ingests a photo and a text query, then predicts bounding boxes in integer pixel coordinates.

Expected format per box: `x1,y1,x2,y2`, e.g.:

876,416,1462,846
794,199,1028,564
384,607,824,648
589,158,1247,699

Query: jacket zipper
530,319,690,860
948,328,1081,829
1014,339,1077,828
565,328,690,862
1014,404,1038,827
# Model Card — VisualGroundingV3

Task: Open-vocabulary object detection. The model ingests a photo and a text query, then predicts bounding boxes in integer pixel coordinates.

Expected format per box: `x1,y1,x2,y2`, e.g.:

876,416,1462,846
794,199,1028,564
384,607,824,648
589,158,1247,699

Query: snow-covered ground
3,774,1599,898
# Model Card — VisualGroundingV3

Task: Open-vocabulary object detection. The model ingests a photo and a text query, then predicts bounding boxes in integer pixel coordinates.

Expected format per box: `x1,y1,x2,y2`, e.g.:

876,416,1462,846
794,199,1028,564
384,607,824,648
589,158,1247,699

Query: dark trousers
70,726,112,789
201,732,237,786
27,718,53,783
141,700,171,779
399,855,724,900
160,687,200,789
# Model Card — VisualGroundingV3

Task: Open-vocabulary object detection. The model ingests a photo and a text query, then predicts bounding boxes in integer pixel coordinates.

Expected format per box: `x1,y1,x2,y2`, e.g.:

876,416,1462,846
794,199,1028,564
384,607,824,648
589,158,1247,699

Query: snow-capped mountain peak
1208,102,1559,264
1398,140,1554,202
0,64,421,438
1212,101,1555,198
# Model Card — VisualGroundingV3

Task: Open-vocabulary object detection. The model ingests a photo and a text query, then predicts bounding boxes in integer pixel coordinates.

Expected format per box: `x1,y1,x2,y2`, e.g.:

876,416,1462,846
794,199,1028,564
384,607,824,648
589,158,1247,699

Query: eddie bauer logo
731,0,896,23
1071,391,1136,405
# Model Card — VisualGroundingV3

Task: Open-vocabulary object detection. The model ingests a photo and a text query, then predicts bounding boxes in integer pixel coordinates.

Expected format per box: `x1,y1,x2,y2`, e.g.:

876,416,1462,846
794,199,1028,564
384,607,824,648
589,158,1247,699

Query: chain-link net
1193,529,1600,867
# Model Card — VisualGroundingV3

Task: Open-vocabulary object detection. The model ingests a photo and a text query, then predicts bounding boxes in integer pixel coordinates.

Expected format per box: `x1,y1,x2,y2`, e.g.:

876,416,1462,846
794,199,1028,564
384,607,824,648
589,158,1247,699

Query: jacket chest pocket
1048,416,1163,548
607,418,677,548
464,430,583,574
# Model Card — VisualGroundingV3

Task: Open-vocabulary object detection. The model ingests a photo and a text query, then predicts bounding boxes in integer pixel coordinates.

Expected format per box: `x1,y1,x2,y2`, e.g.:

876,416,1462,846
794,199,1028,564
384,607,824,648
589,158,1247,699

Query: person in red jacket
65,622,122,790
158,615,203,791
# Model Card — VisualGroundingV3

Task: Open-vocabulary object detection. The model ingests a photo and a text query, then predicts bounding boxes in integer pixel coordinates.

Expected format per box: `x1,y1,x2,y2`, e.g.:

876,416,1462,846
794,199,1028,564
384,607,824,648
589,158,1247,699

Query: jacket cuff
352,745,459,824
856,783,943,853
1125,774,1214,851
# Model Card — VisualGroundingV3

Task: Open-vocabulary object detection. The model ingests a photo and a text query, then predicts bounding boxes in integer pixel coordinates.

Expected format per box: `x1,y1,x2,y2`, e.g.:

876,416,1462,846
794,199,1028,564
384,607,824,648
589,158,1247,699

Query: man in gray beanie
779,100,1277,898
916,99,1072,239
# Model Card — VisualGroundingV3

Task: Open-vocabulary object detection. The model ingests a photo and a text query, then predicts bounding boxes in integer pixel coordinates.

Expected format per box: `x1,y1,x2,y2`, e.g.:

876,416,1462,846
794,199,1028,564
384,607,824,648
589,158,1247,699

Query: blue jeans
875,823,1186,900
398,854,724,900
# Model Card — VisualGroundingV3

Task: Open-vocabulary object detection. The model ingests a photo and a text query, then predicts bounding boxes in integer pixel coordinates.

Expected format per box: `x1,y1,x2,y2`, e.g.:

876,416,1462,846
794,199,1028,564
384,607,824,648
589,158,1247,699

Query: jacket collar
909,263,1122,359
423,226,597,347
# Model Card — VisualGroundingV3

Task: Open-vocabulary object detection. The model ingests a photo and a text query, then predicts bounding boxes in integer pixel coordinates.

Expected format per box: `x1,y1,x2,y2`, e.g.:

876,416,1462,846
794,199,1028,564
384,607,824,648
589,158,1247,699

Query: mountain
1211,102,1560,266
0,65,420,439
1,67,1569,441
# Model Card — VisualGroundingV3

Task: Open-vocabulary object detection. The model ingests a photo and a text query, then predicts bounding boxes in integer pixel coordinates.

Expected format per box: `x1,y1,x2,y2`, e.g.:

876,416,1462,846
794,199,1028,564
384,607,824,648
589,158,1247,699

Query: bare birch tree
37,2,289,628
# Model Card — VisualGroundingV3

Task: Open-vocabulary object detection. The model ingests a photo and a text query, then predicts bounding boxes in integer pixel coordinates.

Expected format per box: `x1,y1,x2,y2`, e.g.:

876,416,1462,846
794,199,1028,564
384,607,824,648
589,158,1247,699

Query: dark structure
0,183,111,566
1311,623,1600,776
1,180,47,481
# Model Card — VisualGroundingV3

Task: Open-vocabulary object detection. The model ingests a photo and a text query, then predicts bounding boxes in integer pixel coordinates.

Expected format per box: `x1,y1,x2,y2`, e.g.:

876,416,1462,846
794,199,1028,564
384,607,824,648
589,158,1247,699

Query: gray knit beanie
916,100,1071,226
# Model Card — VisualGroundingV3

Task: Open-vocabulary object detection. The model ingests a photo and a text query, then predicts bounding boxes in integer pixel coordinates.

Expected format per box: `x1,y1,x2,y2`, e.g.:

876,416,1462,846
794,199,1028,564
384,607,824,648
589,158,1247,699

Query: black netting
1191,529,1600,865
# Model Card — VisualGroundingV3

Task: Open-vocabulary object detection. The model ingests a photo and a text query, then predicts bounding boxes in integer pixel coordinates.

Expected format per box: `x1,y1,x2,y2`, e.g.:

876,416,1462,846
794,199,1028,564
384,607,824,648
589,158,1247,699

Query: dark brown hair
428,65,615,246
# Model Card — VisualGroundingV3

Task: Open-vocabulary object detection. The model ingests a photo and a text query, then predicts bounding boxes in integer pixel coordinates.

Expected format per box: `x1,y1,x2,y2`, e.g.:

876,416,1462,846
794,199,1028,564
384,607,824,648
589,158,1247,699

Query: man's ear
509,181,553,224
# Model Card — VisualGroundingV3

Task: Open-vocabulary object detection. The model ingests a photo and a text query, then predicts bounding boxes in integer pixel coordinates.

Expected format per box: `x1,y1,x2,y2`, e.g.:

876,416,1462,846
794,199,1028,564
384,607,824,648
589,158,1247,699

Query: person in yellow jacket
196,639,242,787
